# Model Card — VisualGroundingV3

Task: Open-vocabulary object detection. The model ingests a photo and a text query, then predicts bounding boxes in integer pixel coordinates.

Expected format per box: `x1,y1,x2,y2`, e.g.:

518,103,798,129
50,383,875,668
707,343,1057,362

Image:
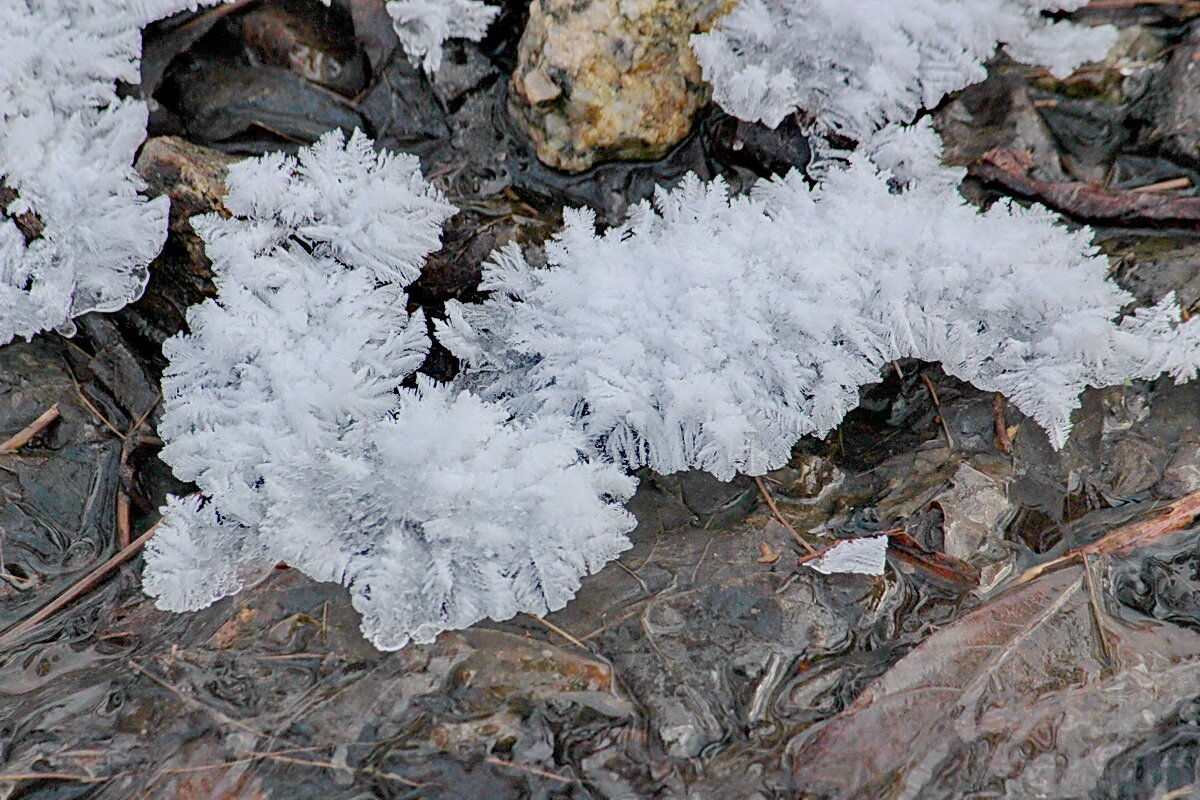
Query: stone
510,0,728,172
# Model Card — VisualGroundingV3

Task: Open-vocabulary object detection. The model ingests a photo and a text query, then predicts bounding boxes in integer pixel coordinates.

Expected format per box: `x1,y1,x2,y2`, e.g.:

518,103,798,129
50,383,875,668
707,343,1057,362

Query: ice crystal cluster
386,0,499,74
691,0,1117,138
439,144,1200,480
0,0,184,344
143,131,634,650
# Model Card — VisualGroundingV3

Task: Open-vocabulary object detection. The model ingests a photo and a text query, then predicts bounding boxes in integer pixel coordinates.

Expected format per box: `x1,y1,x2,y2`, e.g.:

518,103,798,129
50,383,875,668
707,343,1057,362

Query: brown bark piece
971,147,1200,227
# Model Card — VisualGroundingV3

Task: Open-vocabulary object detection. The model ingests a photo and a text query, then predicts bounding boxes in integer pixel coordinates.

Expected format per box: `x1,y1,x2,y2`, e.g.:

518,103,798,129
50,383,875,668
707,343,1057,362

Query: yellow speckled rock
511,0,728,172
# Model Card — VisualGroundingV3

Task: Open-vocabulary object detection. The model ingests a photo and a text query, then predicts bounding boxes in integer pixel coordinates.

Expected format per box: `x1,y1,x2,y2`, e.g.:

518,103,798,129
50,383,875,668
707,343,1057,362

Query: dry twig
1017,489,1200,584
755,477,818,554
485,757,573,783
992,393,1013,455
0,519,162,647
921,373,954,448
0,404,60,454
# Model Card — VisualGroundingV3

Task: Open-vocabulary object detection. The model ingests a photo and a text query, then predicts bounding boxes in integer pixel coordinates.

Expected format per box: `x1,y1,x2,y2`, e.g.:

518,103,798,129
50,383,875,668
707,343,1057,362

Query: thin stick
992,393,1013,455
0,404,60,453
65,370,126,440
921,373,955,448
0,772,112,783
116,492,132,548
1017,489,1200,584
0,519,161,647
755,477,817,554
525,612,590,652
485,757,573,783
1131,176,1192,194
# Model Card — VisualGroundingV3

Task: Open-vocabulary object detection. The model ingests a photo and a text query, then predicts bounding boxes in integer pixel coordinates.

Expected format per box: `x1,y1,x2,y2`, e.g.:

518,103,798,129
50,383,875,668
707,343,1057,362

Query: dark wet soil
4,2,1200,799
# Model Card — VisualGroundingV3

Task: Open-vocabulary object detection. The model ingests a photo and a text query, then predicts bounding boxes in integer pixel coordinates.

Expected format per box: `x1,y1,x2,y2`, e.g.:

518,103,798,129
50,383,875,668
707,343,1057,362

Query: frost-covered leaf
386,0,498,74
146,130,635,650
439,139,1200,480
806,536,889,576
691,0,1117,137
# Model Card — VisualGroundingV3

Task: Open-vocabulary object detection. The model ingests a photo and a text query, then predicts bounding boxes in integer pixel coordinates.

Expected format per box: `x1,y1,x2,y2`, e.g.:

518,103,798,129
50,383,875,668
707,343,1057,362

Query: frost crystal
691,0,1117,137
144,130,634,649
0,0,181,343
386,0,499,74
438,146,1200,481
806,536,889,576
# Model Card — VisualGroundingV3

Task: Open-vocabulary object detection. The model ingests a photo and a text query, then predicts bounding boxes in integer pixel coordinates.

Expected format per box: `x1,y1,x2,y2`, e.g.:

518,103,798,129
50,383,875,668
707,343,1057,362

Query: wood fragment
0,404,60,454
757,541,782,564
921,373,954,448
886,532,980,591
116,492,132,549
972,148,1200,227
1131,176,1191,194
756,476,818,554
1017,489,1200,584
992,393,1012,455
0,519,162,648
485,757,573,783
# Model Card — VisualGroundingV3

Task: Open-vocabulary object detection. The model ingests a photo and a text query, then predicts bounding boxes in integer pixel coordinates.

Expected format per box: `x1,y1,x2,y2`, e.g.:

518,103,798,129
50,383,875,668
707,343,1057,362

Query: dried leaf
790,556,1200,798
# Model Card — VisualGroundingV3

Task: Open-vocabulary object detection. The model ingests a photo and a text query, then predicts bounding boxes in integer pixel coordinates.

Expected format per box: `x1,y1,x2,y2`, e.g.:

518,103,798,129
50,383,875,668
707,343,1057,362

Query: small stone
511,0,728,172
522,67,561,105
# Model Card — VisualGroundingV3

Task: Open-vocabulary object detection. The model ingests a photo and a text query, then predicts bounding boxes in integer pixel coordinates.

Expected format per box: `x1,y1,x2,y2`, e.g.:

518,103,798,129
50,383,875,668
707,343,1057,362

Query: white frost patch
691,0,1117,139
806,536,890,576
144,131,635,651
386,0,499,74
439,133,1200,480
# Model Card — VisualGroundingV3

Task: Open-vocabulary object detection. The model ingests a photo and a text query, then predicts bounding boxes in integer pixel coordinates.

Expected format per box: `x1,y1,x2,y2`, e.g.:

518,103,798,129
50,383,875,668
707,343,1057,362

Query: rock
510,0,728,173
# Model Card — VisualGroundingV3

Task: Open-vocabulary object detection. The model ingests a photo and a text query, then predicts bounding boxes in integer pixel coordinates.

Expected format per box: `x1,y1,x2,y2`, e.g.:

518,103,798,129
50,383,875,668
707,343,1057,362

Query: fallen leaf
757,541,782,564
789,548,1200,799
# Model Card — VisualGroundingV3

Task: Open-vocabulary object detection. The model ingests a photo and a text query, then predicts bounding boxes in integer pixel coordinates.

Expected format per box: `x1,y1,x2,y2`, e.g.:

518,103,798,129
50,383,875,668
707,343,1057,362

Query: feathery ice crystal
438,135,1200,480
143,131,634,650
691,0,1117,138
0,0,194,343
386,0,499,74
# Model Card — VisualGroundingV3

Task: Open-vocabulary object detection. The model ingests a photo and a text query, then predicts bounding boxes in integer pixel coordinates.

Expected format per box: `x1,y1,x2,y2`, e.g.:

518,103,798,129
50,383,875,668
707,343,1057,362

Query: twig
0,404,60,454
485,757,573,784
1017,489,1200,584
1131,176,1192,194
62,357,126,440
992,393,1013,455
0,772,113,783
755,477,818,555
0,519,162,647
116,492,132,549
921,373,955,448
1082,554,1113,670
525,612,589,652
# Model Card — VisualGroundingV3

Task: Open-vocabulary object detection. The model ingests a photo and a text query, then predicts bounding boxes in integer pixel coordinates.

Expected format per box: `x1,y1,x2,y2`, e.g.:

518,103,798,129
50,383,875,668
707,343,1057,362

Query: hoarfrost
144,130,634,650
691,0,1117,139
0,0,180,343
386,0,499,74
439,139,1200,480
